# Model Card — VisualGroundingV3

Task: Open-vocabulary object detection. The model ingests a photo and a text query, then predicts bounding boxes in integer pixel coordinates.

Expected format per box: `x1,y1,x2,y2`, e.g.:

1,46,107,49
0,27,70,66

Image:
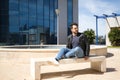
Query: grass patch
108,46,120,48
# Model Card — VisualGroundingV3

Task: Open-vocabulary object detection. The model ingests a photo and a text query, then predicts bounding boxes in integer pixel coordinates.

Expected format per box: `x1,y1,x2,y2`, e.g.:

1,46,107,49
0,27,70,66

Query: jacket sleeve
84,34,90,56
66,35,72,49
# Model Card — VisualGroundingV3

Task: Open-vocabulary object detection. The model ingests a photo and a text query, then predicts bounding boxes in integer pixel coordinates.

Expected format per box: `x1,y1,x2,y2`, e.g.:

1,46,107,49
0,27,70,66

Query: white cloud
79,14,95,32
79,0,119,15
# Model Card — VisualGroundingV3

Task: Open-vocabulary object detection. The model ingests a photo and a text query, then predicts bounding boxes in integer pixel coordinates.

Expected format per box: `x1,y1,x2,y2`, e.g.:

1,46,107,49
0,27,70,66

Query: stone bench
30,55,106,80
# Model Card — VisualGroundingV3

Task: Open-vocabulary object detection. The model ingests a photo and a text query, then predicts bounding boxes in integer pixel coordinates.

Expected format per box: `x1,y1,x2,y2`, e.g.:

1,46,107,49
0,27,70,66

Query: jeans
55,46,84,60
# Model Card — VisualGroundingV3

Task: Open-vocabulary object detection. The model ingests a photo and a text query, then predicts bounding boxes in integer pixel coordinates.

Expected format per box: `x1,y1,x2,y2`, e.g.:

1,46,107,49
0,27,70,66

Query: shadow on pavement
42,53,115,80
106,53,114,58
106,68,117,72
42,68,104,79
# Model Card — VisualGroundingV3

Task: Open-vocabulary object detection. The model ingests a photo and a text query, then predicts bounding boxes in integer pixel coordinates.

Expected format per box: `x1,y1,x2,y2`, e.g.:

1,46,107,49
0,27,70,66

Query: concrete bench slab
31,56,106,80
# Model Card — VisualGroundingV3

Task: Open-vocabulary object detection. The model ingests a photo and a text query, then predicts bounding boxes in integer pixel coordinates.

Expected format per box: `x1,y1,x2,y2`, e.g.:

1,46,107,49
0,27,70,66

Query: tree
108,27,120,46
84,29,95,44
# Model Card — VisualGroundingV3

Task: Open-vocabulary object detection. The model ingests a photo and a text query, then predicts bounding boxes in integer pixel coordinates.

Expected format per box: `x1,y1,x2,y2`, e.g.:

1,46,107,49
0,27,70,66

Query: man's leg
75,47,84,58
55,47,71,60
50,48,70,65
65,47,84,58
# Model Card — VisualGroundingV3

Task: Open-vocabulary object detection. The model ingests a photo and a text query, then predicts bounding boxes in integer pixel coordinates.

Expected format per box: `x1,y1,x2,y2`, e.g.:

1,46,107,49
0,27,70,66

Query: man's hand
84,56,89,60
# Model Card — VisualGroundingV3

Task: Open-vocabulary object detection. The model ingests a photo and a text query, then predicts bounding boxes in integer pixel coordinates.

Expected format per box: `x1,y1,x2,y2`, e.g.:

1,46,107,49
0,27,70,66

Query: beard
74,31,78,34
72,31,78,36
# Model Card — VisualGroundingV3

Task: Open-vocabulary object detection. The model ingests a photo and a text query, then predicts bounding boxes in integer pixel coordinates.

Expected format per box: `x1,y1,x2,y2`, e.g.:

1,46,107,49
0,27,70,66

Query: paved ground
0,48,120,80
42,48,120,80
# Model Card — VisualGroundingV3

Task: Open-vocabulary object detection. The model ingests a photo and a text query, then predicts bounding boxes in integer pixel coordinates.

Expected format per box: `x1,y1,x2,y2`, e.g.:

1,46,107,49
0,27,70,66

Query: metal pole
28,30,29,45
57,14,59,45
96,17,98,45
115,17,120,27
55,9,60,45
112,13,120,27
105,18,111,29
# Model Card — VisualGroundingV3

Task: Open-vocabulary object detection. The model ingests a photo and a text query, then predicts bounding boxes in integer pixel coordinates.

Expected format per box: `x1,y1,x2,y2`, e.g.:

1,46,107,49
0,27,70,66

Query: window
29,0,37,27
67,0,73,35
19,0,28,30
0,0,58,45
37,0,43,26
9,0,19,32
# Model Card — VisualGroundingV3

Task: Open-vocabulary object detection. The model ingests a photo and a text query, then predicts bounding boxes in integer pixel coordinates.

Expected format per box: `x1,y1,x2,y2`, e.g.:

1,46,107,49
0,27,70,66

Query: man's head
70,23,78,34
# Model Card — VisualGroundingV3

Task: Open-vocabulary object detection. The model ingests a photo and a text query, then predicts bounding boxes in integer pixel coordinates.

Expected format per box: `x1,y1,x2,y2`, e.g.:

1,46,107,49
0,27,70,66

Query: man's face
71,25,78,34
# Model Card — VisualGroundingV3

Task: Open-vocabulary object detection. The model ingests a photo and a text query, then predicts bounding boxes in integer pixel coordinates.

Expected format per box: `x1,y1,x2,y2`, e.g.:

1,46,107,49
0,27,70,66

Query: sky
78,0,120,36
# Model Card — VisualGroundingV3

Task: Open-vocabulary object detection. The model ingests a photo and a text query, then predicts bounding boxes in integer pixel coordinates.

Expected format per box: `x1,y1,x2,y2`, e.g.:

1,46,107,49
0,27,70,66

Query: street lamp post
94,15,105,45
94,15,99,45
55,9,60,45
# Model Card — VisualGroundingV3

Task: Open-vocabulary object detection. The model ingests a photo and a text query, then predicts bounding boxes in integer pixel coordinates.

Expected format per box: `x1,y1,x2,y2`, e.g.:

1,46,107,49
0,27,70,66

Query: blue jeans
55,46,84,60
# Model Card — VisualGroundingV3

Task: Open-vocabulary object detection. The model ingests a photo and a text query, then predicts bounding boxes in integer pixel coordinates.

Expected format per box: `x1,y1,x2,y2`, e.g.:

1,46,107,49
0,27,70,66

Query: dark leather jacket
66,32,90,57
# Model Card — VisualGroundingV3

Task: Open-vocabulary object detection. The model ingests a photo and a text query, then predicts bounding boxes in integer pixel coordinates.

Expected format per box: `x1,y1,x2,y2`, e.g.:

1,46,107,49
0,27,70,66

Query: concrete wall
106,18,111,46
58,0,67,44
58,0,78,44
73,0,78,23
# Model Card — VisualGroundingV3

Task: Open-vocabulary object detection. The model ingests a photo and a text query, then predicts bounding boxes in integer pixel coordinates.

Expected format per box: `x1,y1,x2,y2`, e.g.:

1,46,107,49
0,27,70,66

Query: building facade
0,0,78,45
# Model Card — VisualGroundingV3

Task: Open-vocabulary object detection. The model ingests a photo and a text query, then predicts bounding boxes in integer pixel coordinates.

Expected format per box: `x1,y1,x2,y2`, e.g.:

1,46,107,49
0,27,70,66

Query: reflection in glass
67,0,73,35
1,0,58,45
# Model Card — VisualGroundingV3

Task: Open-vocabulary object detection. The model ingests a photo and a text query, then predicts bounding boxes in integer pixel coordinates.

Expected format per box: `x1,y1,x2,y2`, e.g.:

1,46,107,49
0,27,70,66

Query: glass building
0,0,78,45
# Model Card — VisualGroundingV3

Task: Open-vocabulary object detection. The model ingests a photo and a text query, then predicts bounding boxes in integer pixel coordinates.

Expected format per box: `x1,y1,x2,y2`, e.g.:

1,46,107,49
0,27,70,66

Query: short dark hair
70,23,78,29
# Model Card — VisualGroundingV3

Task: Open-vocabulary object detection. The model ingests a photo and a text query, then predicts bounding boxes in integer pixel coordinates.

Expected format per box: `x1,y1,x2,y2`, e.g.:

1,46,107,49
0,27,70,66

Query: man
52,23,90,65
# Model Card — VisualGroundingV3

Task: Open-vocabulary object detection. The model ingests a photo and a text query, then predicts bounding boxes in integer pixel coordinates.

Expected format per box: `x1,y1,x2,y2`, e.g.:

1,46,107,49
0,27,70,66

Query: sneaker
50,58,59,66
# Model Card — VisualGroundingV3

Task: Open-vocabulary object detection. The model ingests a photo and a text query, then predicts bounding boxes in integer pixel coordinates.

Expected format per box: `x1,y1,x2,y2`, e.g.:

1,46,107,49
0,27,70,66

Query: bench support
35,62,41,80
91,60,106,72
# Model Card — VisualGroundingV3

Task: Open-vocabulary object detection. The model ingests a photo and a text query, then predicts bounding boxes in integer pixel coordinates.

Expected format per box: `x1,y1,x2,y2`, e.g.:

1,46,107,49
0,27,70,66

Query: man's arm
84,34,90,59
66,35,72,49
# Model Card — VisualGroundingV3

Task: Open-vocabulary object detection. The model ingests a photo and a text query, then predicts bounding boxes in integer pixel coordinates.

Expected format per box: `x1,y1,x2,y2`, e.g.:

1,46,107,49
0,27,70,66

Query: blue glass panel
0,0,9,43
43,0,50,44
54,0,58,37
29,0,37,27
0,0,9,10
0,0,58,45
0,15,8,25
50,0,54,33
37,0,43,27
9,0,19,11
8,0,19,44
44,0,50,28
67,0,73,35
19,0,29,30
9,0,19,33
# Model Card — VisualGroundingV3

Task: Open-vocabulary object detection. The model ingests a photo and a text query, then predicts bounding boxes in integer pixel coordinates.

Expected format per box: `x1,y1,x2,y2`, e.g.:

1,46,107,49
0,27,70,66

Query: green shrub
108,28,120,46
84,29,95,44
